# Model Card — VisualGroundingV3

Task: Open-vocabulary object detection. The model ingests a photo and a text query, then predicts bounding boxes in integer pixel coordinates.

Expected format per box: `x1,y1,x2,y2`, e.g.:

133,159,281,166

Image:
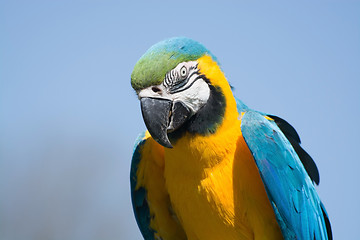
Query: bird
130,37,332,240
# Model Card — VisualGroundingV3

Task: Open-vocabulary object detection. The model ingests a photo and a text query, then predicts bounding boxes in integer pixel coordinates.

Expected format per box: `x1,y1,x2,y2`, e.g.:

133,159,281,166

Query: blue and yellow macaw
130,37,332,240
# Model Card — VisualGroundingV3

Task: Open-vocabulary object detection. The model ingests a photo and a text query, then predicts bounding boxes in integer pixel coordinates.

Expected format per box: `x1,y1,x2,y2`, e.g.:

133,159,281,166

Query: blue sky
1,1,359,239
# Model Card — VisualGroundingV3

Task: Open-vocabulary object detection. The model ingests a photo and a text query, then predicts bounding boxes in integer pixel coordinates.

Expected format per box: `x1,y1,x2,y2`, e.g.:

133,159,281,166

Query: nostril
152,87,161,93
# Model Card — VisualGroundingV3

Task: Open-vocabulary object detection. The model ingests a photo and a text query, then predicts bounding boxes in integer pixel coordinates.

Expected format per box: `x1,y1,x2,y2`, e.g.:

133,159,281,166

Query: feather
241,111,331,239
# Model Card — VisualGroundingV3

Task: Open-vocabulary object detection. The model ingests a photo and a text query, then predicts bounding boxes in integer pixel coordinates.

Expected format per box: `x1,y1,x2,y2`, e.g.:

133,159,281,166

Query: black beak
140,98,191,148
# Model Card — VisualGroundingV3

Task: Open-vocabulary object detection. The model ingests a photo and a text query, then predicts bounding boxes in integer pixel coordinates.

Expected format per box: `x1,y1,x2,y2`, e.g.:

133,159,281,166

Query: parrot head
131,37,233,148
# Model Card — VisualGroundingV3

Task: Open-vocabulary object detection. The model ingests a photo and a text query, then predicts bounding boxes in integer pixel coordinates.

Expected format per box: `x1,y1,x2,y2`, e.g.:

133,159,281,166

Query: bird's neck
166,59,240,172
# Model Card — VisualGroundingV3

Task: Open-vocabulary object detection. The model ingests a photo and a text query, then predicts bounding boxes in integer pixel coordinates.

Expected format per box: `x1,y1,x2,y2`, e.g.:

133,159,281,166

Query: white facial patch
166,61,210,114
171,79,210,114
138,61,210,115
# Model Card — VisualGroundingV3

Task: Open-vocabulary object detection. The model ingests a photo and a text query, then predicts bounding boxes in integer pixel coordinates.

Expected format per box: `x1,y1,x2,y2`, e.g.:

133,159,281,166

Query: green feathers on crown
131,37,217,91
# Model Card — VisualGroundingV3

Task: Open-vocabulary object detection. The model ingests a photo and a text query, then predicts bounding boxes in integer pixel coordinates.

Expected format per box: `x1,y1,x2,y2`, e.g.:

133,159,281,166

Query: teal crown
131,37,217,91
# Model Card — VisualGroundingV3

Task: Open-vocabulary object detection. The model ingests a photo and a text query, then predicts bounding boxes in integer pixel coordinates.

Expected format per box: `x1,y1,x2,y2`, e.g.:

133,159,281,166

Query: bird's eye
180,66,188,79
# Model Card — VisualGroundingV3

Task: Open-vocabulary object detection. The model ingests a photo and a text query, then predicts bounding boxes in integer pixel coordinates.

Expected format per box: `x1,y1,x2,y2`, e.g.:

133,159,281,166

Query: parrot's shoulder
237,106,319,185
235,95,318,184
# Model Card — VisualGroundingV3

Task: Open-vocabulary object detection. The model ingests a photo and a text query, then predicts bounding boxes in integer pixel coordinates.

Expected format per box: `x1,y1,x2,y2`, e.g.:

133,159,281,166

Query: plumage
130,37,331,240
241,111,328,239
267,115,320,185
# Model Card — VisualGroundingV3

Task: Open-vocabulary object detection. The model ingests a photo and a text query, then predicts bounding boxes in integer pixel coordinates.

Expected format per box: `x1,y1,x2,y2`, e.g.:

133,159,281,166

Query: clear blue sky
1,1,359,239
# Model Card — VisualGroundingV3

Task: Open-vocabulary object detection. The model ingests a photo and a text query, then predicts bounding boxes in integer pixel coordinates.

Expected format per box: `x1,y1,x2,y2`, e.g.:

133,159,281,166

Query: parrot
130,37,332,240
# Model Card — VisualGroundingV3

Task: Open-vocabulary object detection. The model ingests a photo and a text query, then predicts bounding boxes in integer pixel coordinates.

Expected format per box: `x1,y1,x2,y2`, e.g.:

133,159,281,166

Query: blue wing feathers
320,202,333,240
267,115,301,143
241,111,330,240
267,115,320,185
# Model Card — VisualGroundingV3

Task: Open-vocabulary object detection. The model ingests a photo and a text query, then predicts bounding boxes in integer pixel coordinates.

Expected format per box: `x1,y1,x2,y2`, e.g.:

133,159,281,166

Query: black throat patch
168,84,226,142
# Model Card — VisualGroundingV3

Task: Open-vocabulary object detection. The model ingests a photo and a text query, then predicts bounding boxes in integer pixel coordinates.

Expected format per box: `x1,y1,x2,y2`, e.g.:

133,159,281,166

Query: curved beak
140,98,191,148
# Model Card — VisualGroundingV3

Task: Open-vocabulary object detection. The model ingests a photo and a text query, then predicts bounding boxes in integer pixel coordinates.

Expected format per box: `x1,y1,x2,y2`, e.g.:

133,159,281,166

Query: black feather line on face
170,73,201,94
164,63,200,93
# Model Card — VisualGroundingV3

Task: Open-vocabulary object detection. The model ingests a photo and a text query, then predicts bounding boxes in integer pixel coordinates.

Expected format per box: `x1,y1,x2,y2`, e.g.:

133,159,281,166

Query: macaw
130,37,332,240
